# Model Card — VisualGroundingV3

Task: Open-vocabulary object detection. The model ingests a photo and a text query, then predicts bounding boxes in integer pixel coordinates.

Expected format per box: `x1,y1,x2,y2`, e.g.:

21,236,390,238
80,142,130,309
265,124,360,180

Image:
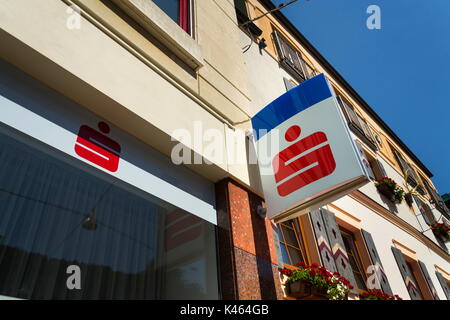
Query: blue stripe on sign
251,73,332,141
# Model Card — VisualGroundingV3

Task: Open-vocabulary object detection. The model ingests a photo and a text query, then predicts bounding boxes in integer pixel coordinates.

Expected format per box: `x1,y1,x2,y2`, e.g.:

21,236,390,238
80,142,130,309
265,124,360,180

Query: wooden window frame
339,227,368,292
278,218,310,268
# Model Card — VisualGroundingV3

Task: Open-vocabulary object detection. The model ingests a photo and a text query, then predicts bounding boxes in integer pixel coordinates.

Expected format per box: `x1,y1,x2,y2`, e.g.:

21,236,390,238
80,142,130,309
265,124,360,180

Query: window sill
112,0,204,71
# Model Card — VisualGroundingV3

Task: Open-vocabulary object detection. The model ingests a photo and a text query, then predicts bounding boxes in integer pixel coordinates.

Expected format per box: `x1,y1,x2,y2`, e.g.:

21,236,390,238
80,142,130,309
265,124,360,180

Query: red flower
311,263,319,268
279,268,292,277
348,284,354,290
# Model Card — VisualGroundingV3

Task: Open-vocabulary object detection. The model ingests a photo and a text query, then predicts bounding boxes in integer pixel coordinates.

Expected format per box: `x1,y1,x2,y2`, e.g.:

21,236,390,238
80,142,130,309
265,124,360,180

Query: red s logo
273,125,336,197
74,122,121,172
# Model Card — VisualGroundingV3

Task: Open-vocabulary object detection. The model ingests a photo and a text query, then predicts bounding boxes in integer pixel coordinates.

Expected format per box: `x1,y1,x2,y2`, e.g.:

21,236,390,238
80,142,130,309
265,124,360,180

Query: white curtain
0,130,166,299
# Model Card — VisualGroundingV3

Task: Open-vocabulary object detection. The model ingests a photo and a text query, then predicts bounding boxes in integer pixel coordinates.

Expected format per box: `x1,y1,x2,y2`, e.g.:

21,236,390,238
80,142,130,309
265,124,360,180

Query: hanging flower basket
374,177,404,204
280,263,351,300
404,192,413,206
431,223,450,243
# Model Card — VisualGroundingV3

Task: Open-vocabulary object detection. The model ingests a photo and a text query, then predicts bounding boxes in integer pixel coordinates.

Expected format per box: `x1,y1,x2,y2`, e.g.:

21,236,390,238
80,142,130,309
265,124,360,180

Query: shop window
0,125,218,299
277,219,308,267
339,228,367,291
152,0,191,34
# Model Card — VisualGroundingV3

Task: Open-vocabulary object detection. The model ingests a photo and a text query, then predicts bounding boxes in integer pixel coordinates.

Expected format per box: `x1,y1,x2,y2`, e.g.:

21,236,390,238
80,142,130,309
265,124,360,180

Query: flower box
376,183,395,200
287,279,328,300
280,263,351,300
374,177,404,204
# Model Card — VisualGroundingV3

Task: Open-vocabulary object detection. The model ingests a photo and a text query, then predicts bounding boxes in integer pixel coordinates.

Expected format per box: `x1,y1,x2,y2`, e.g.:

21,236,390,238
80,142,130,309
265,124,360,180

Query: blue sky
273,0,450,194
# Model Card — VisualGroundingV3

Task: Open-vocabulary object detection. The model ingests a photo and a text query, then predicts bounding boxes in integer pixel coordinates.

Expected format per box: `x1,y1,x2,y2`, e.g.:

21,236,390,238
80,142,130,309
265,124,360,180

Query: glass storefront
0,124,219,299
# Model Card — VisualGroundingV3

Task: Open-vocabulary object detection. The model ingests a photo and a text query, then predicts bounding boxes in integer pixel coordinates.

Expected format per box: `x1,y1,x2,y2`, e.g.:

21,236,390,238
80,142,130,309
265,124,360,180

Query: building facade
0,0,448,300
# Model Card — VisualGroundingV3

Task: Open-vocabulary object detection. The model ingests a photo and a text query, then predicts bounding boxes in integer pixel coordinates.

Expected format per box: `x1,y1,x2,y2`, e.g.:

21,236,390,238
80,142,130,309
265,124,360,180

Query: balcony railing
273,30,316,83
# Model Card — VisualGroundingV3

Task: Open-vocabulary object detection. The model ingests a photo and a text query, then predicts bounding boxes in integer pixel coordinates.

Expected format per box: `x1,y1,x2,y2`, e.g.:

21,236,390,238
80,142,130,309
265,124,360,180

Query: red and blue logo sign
252,74,337,196
252,74,368,221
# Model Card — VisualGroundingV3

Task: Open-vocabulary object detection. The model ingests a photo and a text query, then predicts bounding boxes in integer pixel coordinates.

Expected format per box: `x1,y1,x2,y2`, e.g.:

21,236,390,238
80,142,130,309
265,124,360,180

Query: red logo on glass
74,122,121,172
273,125,336,197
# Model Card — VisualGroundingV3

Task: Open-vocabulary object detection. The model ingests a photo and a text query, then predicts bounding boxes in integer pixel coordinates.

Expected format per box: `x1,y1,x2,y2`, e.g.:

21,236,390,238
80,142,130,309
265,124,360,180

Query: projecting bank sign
252,74,369,223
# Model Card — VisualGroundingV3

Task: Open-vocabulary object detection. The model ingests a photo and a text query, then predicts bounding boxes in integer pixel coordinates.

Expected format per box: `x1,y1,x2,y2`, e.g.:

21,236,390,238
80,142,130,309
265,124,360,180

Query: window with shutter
340,228,368,291
361,230,393,295
413,194,435,226
424,181,450,217
302,60,316,79
276,219,308,267
336,96,377,150
310,209,337,273
355,141,375,180
338,96,360,128
310,209,359,294
391,247,422,300
272,31,315,83
376,159,387,178
435,271,450,300
392,150,421,189
356,114,376,144
418,261,440,300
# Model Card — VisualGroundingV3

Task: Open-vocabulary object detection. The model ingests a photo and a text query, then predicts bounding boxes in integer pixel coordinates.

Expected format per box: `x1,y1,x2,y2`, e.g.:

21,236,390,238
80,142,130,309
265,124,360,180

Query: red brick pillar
215,178,283,300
